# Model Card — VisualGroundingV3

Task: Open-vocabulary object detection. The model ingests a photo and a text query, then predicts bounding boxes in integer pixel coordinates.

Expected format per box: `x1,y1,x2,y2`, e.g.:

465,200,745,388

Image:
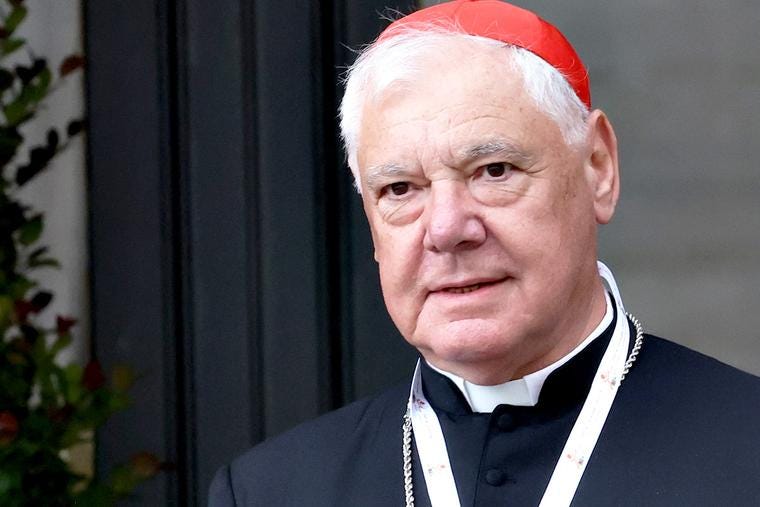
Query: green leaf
2,96,26,125
106,391,130,413
64,363,83,384
27,68,51,102
28,246,49,260
49,333,72,358
49,367,68,401
2,67,49,126
28,257,60,269
5,6,28,34
59,423,88,449
1,37,24,57
27,247,59,269
73,483,116,507
9,275,36,299
0,295,12,326
63,364,83,404
31,330,49,363
18,214,42,245
0,468,22,498
108,463,140,497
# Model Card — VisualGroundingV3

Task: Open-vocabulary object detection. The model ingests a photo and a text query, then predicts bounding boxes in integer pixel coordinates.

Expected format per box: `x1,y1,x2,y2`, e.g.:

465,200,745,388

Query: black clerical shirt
414,314,616,506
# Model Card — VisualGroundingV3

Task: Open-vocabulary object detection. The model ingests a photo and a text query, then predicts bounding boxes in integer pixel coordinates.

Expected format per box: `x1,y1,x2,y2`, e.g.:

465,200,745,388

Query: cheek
485,179,589,276
556,175,597,246
372,225,427,330
530,168,595,244
372,226,414,288
376,254,418,338
523,176,597,286
373,225,422,292
371,205,423,261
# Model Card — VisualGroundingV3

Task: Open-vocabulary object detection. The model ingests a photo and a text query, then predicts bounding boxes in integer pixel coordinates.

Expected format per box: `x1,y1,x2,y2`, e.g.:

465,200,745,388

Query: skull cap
378,0,591,108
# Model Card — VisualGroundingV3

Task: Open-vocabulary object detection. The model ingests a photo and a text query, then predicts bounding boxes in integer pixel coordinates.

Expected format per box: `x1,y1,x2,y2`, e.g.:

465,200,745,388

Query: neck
428,290,614,409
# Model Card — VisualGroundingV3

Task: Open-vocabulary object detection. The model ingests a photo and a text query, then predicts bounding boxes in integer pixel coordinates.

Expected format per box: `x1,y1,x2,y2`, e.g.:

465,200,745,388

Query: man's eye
387,182,410,196
484,163,511,178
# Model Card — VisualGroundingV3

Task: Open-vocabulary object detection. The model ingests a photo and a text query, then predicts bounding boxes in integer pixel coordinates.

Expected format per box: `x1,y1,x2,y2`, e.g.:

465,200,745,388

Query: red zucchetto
378,0,591,108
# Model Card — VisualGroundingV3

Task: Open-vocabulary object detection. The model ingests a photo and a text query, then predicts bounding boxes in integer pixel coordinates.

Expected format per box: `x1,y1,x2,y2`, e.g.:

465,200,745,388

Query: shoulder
579,335,760,504
619,333,760,420
631,334,760,396
618,335,760,466
209,382,409,506
232,380,408,468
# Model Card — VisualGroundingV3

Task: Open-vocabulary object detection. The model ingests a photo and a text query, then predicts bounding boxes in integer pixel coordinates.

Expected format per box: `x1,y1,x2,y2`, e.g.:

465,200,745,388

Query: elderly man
209,1,760,505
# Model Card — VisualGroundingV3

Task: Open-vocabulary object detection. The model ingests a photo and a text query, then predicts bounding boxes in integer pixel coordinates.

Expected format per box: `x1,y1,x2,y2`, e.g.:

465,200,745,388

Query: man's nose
422,181,486,252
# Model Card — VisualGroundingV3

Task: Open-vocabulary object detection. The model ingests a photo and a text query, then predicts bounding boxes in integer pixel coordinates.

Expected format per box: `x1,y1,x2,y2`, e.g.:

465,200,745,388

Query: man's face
356,43,609,383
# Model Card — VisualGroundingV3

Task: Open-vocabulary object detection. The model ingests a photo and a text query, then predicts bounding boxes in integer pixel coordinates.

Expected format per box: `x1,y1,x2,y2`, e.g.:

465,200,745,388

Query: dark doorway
86,1,418,504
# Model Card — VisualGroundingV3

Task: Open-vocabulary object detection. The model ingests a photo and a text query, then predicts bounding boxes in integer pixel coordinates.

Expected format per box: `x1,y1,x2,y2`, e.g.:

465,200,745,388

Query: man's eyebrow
459,139,534,165
363,140,532,189
364,163,411,189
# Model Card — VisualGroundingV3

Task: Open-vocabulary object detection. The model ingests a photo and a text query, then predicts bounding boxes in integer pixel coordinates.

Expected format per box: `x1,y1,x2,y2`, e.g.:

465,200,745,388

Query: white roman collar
428,291,614,411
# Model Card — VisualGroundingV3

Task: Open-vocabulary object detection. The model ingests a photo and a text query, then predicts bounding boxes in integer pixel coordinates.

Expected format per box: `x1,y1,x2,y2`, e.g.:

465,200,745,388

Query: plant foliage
0,2,163,505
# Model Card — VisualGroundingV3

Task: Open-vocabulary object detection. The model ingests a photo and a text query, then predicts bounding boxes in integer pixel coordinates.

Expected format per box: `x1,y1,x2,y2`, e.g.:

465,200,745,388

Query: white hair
339,28,590,189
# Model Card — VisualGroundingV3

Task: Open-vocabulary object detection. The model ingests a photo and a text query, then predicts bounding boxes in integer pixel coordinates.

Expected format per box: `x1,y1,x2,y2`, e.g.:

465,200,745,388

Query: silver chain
620,312,643,381
403,413,415,506
402,313,645,507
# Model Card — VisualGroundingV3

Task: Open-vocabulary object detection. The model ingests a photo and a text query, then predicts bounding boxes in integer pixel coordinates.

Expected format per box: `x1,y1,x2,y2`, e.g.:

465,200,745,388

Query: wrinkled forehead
356,50,561,172
360,34,515,109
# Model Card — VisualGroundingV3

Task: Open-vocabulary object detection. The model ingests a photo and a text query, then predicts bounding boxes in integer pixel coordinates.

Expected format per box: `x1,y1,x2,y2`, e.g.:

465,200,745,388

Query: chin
414,318,519,367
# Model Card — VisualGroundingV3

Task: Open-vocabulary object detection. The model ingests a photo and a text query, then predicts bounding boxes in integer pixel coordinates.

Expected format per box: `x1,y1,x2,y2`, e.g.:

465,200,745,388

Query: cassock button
496,413,515,431
484,469,507,486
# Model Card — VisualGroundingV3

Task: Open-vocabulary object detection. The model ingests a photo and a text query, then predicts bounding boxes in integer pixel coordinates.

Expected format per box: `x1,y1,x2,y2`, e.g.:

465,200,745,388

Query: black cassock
209,316,760,506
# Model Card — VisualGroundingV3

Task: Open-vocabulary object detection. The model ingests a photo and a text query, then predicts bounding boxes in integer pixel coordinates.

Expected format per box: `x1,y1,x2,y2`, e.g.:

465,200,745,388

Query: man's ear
583,110,620,225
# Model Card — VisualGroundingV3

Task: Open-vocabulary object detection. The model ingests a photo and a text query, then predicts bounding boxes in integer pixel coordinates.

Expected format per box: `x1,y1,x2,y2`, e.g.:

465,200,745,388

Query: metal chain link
403,413,415,507
620,312,644,382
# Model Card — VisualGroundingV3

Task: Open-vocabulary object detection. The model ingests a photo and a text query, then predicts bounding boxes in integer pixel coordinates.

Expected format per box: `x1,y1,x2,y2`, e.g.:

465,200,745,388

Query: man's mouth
433,278,504,295
443,283,483,294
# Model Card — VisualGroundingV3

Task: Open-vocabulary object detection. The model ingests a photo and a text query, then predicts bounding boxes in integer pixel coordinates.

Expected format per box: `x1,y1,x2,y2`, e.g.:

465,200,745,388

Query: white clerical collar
428,291,614,412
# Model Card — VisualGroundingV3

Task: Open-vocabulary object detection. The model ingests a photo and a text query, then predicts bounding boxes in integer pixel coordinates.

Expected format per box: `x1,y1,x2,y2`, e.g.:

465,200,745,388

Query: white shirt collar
428,291,614,412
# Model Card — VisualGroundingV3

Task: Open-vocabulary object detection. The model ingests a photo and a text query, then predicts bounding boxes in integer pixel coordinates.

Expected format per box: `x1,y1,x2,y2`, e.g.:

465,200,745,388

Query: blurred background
25,0,760,504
